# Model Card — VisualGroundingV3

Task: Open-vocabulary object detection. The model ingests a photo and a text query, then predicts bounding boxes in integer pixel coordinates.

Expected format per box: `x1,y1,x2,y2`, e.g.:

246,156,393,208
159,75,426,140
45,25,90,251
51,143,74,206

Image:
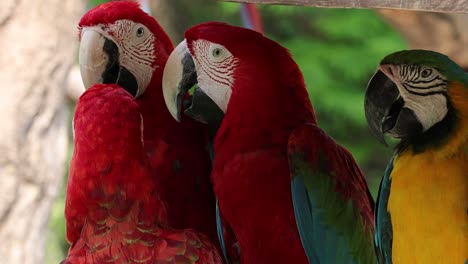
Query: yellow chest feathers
388,83,468,263
389,152,468,263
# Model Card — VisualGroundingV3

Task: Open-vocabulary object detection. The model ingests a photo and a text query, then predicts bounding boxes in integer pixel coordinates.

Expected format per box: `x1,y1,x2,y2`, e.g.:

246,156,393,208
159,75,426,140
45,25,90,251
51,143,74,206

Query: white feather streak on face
381,64,448,132
191,39,237,113
107,20,156,97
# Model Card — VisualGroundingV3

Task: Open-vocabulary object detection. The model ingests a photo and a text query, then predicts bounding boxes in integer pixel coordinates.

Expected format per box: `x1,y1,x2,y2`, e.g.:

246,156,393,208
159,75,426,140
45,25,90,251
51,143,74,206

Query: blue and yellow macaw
364,49,468,263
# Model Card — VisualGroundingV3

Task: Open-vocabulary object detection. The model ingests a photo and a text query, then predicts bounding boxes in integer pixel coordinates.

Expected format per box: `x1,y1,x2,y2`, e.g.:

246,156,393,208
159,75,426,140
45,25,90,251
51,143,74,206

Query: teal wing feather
216,199,240,264
216,199,229,263
288,123,376,264
374,159,394,264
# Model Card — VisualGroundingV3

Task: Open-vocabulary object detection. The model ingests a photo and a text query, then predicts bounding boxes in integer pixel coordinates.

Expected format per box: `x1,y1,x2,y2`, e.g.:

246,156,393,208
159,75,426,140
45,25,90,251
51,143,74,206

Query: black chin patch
101,38,138,97
102,38,119,84
116,66,138,97
184,86,224,125
389,107,422,139
381,97,404,133
184,87,224,138
398,97,457,154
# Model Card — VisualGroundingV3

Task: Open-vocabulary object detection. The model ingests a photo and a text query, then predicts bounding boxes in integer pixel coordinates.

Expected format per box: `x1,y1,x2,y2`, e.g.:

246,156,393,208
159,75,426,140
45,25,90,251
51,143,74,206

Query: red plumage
76,1,219,249
64,84,221,264
183,22,374,263
185,22,313,263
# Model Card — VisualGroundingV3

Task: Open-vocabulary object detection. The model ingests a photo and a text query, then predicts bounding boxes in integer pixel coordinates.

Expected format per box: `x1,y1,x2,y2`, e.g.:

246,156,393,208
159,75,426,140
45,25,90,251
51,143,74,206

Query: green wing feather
288,123,376,264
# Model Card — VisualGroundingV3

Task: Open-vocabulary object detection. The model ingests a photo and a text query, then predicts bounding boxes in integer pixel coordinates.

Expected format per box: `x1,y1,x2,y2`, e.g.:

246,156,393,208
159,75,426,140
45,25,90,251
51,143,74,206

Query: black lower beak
102,38,138,97
381,97,404,134
176,53,198,112
115,66,138,97
177,55,224,131
184,86,224,136
364,69,422,145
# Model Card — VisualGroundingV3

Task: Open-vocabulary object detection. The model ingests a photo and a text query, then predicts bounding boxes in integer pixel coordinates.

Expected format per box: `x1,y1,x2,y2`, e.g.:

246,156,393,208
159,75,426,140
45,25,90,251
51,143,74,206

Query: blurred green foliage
45,1,406,262
262,7,406,191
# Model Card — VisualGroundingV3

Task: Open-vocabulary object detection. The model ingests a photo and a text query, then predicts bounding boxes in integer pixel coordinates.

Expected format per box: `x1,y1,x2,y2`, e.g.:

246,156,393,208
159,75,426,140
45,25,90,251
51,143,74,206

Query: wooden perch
225,0,468,13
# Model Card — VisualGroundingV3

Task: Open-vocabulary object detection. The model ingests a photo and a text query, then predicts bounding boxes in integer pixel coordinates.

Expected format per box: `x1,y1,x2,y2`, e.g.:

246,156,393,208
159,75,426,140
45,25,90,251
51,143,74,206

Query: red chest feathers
212,148,308,263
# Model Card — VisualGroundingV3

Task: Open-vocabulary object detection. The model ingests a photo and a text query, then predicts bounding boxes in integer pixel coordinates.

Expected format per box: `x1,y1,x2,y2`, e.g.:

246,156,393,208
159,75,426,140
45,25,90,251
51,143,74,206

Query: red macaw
162,22,376,263
75,1,219,247
63,83,222,264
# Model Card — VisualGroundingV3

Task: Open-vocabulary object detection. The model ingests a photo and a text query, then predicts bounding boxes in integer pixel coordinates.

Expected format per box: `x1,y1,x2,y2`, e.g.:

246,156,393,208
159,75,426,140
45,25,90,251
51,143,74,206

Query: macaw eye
212,48,222,58
207,43,232,63
421,68,432,78
136,27,144,37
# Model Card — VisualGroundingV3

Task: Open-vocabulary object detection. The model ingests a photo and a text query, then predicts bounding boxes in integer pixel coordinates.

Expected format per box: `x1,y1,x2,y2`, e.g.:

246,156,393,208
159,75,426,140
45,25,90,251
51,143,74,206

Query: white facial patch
196,65,233,113
401,93,447,131
387,64,449,132
191,40,237,113
107,20,156,97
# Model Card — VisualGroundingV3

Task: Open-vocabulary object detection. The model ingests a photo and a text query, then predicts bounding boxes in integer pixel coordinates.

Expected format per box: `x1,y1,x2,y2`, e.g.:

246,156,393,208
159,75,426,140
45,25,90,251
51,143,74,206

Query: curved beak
162,40,197,122
364,69,402,145
79,29,107,90
364,67,422,145
79,28,138,96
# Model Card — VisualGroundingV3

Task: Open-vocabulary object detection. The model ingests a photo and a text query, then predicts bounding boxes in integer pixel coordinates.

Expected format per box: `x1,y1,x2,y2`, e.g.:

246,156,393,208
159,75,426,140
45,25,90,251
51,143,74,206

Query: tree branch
224,0,468,13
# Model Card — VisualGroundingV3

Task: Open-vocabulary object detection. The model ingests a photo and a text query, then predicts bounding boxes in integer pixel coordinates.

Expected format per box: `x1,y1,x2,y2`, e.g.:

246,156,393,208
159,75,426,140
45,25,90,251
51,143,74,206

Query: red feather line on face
78,1,173,58
193,40,236,88
111,20,156,66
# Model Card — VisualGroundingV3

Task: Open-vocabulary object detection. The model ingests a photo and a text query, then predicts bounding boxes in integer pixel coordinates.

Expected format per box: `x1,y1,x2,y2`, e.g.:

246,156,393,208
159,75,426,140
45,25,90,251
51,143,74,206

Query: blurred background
0,0,466,263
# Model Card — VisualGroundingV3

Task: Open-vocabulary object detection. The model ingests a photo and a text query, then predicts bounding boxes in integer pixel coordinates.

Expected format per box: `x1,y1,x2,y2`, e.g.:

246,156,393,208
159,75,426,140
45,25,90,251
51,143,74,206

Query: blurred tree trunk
149,0,180,43
0,0,84,263
149,0,224,44
379,10,468,69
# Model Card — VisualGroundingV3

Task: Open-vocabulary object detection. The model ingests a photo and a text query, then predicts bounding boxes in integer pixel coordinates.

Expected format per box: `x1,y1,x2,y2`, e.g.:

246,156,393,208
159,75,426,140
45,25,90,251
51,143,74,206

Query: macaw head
364,49,468,146
78,1,173,98
162,22,314,125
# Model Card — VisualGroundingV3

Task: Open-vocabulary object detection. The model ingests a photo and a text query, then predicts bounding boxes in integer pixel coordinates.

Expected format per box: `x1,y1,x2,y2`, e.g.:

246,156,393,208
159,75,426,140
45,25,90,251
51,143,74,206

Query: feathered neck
214,70,316,154
400,81,468,158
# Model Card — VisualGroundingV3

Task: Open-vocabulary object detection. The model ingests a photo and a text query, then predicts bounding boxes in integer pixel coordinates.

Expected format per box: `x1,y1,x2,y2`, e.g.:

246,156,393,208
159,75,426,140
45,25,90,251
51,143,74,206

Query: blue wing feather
375,159,394,264
216,199,230,264
215,199,240,264
291,176,320,263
